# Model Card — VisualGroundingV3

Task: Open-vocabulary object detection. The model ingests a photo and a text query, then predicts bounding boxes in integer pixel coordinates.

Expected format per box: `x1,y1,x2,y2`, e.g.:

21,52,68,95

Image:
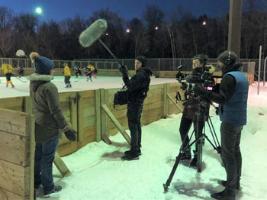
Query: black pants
179,115,204,155
127,101,143,151
64,76,71,84
221,122,242,191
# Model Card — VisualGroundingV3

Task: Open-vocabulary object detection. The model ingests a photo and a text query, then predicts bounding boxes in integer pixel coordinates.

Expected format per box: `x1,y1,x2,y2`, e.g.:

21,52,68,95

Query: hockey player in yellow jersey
1,63,15,88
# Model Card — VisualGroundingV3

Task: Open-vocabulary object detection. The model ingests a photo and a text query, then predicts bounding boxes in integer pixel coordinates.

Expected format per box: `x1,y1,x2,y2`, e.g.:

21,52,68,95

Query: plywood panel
0,97,24,111
0,160,28,196
0,187,25,200
0,109,27,136
0,131,29,166
78,90,97,147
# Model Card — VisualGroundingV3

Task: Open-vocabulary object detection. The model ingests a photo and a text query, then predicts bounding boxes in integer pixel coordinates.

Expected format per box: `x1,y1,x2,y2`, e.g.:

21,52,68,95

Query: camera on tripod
175,65,215,102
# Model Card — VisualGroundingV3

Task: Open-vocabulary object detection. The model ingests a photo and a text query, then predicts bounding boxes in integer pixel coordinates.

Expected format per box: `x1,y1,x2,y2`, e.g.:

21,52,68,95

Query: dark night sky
0,0,229,21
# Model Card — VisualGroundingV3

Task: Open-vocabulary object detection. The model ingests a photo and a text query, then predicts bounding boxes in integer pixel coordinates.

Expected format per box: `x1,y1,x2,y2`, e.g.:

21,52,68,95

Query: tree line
0,1,266,60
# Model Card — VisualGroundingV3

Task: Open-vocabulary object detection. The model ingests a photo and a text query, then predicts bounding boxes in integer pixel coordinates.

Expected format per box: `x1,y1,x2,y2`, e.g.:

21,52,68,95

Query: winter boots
219,180,241,190
43,185,62,197
122,149,141,160
211,188,236,200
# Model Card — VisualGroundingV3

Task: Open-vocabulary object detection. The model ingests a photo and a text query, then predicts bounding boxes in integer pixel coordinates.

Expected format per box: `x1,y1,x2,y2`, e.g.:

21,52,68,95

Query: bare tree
0,7,14,56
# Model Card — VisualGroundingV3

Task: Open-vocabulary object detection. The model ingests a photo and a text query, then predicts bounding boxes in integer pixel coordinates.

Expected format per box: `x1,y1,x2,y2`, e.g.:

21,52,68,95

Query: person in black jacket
194,51,248,200
178,54,209,167
119,56,152,160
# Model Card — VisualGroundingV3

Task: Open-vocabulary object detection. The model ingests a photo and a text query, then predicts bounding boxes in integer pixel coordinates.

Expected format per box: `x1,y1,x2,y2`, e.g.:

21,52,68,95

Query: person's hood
140,67,153,76
222,63,242,74
28,73,54,92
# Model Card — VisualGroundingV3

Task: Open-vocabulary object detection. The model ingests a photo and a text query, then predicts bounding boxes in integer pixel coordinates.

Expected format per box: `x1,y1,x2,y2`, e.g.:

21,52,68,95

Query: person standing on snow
29,52,77,197
119,56,152,160
194,50,248,200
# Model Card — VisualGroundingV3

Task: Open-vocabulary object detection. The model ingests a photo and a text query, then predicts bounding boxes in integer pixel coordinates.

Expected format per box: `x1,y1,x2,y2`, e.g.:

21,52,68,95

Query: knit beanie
136,56,147,67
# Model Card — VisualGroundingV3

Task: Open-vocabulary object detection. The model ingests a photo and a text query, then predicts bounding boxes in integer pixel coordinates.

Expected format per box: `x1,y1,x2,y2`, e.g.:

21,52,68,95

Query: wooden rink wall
0,74,254,199
0,109,34,200
0,82,183,157
0,82,182,199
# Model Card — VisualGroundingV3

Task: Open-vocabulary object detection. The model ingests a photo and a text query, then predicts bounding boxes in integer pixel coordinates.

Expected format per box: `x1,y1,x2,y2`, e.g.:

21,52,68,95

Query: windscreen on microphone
79,19,108,48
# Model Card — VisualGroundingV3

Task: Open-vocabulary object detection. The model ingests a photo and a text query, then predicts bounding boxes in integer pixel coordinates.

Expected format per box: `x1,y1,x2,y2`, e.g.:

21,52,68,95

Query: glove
215,107,219,115
193,85,211,99
118,64,128,75
64,129,77,141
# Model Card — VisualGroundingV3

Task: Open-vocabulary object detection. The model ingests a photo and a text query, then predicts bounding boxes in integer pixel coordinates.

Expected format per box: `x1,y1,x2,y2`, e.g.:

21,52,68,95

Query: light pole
154,25,176,70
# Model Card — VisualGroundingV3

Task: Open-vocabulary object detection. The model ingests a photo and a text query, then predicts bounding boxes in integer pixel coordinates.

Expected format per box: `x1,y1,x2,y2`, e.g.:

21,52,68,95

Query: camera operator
194,51,248,200
178,54,210,167
119,56,152,160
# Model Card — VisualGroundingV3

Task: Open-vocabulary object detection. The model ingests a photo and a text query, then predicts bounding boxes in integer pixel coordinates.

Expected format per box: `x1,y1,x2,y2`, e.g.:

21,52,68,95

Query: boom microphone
79,19,108,48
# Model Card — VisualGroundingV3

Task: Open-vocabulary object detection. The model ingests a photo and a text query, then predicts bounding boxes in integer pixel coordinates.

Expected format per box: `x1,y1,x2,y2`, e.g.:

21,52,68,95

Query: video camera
175,65,215,101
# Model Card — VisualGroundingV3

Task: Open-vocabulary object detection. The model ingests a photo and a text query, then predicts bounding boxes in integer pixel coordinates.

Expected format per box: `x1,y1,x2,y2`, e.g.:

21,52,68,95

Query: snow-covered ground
40,82,266,200
1,76,266,200
0,75,176,98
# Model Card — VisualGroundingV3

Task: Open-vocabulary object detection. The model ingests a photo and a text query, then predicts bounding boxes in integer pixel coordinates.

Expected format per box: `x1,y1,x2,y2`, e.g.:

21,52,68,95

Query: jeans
179,116,204,155
220,122,242,190
127,101,143,151
34,135,59,192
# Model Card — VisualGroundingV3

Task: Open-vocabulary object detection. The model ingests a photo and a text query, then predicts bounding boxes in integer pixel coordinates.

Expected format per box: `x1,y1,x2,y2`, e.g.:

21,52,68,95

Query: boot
124,149,141,156
180,151,191,161
122,150,140,160
211,188,236,200
219,180,240,190
190,156,198,168
43,185,62,197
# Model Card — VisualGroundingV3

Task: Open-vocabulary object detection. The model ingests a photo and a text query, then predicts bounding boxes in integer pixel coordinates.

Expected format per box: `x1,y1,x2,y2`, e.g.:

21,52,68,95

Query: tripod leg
163,153,183,192
163,130,196,192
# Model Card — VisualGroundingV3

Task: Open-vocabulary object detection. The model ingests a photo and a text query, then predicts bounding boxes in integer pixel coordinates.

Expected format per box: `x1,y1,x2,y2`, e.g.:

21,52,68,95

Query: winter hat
136,56,147,67
217,50,238,67
30,52,54,75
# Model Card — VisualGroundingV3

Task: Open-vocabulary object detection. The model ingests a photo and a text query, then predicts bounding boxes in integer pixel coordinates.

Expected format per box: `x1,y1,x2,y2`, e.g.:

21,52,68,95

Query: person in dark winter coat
178,54,209,167
194,50,248,200
119,56,152,160
29,52,77,197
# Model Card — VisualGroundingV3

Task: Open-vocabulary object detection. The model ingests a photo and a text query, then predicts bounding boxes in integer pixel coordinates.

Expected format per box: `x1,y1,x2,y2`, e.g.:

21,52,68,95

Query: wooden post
95,89,101,142
54,152,70,177
26,112,35,200
228,0,243,56
162,84,168,118
100,89,112,144
167,94,183,112
101,104,131,144
69,94,78,132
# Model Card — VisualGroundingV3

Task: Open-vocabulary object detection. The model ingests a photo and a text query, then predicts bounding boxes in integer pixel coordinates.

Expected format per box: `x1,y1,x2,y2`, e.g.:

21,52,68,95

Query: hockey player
63,63,72,88
1,63,15,88
85,64,94,82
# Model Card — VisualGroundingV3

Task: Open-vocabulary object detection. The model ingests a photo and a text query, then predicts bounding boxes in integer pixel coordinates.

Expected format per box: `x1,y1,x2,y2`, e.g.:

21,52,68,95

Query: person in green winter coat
29,52,76,197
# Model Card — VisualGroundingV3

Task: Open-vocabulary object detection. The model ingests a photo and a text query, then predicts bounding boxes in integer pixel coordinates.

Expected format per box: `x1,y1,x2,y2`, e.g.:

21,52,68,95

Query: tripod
163,100,221,192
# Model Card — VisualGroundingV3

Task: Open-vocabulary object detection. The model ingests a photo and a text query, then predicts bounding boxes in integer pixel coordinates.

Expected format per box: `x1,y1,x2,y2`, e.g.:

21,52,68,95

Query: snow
1,76,266,199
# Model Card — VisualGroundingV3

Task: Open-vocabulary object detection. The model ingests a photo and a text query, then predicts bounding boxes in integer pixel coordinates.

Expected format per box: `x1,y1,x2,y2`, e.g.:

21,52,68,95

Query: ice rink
0,75,176,98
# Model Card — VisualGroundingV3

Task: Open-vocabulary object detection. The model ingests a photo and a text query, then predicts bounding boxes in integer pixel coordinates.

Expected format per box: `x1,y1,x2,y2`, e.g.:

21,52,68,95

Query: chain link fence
0,57,259,73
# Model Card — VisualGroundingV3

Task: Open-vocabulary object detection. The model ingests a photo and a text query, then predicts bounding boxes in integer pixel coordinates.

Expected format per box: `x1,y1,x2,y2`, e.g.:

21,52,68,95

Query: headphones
221,51,237,66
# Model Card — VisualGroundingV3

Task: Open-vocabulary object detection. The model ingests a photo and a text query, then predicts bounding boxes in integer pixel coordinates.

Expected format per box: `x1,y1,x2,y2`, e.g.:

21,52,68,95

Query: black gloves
118,65,128,76
64,129,77,141
193,85,211,99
